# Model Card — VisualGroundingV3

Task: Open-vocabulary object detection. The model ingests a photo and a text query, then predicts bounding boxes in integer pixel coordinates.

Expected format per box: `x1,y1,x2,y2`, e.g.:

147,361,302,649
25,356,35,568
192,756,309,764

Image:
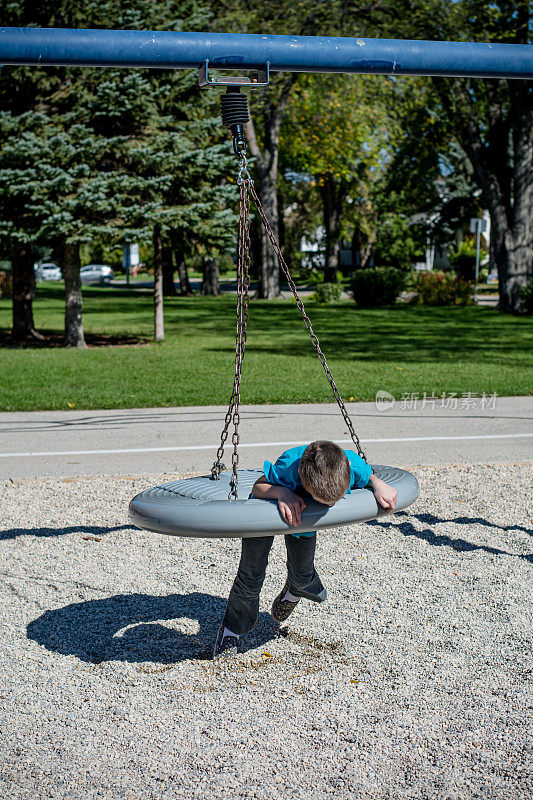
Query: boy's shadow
27,592,276,664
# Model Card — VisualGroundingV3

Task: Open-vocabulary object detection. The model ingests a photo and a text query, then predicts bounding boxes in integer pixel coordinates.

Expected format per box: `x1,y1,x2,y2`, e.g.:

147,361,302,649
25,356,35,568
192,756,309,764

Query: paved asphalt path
0,396,531,480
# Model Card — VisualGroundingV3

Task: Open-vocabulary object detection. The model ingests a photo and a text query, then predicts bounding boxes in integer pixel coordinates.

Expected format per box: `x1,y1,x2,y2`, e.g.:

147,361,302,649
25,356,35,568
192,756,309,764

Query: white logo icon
375,390,395,411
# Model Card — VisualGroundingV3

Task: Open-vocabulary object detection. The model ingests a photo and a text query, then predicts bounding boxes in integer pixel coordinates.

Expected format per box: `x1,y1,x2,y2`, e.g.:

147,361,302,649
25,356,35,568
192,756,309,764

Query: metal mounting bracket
198,60,270,88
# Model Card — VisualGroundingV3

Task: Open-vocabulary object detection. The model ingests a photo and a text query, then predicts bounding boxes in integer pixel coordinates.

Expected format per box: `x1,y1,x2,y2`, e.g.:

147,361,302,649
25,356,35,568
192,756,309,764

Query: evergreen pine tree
0,0,240,347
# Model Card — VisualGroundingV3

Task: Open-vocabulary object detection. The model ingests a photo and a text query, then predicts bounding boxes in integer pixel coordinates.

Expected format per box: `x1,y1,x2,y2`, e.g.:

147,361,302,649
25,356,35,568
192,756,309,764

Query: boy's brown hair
298,440,350,504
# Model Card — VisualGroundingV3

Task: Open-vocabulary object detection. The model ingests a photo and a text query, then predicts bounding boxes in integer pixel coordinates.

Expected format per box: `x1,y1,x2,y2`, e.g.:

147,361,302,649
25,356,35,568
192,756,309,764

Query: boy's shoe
212,625,239,660
271,580,300,623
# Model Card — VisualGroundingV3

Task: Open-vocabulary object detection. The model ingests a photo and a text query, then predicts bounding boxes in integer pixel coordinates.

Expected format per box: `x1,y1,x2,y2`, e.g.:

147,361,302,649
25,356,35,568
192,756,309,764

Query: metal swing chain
247,180,368,464
212,139,367,499
211,156,252,499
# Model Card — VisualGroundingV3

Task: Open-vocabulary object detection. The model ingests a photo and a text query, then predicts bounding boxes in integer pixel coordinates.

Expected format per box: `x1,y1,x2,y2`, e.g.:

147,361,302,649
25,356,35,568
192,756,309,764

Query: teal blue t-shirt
262,445,372,537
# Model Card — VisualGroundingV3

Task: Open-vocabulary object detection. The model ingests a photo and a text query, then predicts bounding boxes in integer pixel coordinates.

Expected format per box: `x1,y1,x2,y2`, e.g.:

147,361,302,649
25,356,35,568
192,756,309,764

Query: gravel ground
0,463,532,800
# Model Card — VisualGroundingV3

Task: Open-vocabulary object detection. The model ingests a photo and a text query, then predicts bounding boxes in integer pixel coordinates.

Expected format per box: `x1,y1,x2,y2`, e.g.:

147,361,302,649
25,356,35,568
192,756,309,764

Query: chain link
211,156,252,499
212,155,367,500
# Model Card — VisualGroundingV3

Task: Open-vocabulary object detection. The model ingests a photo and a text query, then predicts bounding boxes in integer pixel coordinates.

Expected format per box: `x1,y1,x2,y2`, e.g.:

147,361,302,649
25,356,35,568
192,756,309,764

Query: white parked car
36,262,62,281
80,264,114,285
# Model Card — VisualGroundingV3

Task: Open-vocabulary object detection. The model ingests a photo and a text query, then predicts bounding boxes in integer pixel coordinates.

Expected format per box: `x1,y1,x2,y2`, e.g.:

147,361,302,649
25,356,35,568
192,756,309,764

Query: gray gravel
0,462,532,800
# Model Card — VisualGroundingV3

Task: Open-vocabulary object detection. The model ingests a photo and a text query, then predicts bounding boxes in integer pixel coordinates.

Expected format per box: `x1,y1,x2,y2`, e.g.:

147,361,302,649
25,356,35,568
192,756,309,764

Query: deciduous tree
281,73,398,278
388,0,533,312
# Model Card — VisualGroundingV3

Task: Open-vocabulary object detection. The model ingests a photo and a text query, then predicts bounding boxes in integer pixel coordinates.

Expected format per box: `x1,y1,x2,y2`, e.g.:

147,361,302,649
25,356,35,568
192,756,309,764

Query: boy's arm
252,474,306,526
368,473,398,511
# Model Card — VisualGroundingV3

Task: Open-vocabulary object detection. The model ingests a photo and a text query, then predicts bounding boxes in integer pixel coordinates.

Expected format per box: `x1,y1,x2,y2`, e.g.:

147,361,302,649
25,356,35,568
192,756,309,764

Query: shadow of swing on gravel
367,514,533,562
407,511,533,537
0,523,138,541
26,591,278,664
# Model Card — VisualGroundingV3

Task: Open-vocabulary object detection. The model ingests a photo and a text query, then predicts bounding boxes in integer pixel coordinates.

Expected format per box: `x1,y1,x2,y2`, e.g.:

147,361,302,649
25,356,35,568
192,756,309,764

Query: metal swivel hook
237,154,252,185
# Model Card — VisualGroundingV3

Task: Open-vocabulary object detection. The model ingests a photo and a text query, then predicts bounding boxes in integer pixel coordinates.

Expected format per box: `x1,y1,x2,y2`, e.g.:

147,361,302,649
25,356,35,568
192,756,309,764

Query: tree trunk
434,73,532,314
360,230,378,270
250,214,262,283
246,74,298,299
153,224,165,342
258,173,280,298
468,136,532,314
491,2,532,312
162,246,176,296
351,230,362,270
201,257,220,296
174,246,192,296
12,241,41,341
486,192,532,313
320,172,345,282
63,242,87,348
498,79,532,312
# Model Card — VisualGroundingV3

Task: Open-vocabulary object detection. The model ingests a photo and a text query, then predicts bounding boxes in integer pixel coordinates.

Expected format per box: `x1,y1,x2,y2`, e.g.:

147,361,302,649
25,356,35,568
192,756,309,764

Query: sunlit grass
0,284,531,411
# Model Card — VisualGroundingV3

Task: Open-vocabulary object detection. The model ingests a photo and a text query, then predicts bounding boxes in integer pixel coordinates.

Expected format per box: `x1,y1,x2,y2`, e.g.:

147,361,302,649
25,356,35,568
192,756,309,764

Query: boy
213,440,398,658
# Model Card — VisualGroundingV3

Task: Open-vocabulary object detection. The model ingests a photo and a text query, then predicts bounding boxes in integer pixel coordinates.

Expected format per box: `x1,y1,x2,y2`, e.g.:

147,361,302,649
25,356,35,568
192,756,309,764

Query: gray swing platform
129,465,419,539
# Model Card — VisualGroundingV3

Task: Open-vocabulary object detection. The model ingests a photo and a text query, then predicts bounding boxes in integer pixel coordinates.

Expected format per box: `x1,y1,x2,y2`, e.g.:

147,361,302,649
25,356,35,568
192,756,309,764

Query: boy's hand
369,475,398,511
277,488,307,526
251,476,306,526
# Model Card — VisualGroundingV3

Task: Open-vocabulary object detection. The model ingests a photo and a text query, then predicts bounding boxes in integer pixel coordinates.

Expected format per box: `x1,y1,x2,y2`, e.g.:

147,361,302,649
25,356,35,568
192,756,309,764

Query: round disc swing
129,74,420,539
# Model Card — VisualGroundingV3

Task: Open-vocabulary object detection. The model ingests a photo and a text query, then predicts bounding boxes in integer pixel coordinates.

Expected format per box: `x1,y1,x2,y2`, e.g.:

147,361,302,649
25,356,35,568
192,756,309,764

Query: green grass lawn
0,284,532,411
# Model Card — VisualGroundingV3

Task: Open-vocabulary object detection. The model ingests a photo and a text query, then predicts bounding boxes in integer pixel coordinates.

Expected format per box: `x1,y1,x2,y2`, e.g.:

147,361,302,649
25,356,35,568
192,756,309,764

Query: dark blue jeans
222,533,327,635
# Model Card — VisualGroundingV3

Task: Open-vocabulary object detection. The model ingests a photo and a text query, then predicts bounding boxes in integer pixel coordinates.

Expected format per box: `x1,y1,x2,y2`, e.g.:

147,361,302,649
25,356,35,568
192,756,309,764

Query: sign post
469,218,488,303
122,243,140,287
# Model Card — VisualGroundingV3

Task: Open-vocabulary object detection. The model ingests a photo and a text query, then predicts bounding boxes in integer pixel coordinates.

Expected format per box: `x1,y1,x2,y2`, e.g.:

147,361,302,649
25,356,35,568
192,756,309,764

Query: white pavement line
1,432,532,459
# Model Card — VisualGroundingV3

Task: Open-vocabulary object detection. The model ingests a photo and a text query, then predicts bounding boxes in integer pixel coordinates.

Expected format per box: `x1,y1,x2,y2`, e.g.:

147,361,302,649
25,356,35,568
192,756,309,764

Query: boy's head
298,440,350,505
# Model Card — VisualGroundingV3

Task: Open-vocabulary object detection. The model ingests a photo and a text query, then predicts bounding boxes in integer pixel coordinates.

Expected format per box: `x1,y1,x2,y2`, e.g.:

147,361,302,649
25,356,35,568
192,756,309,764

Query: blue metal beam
0,28,532,79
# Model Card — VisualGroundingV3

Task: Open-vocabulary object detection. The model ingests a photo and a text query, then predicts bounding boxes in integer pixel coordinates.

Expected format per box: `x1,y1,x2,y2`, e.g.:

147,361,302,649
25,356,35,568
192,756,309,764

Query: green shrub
520,278,533,315
310,282,343,304
302,269,323,287
217,252,234,274
413,270,473,306
0,270,12,298
450,240,478,281
350,267,405,307
454,276,474,306
303,269,344,288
